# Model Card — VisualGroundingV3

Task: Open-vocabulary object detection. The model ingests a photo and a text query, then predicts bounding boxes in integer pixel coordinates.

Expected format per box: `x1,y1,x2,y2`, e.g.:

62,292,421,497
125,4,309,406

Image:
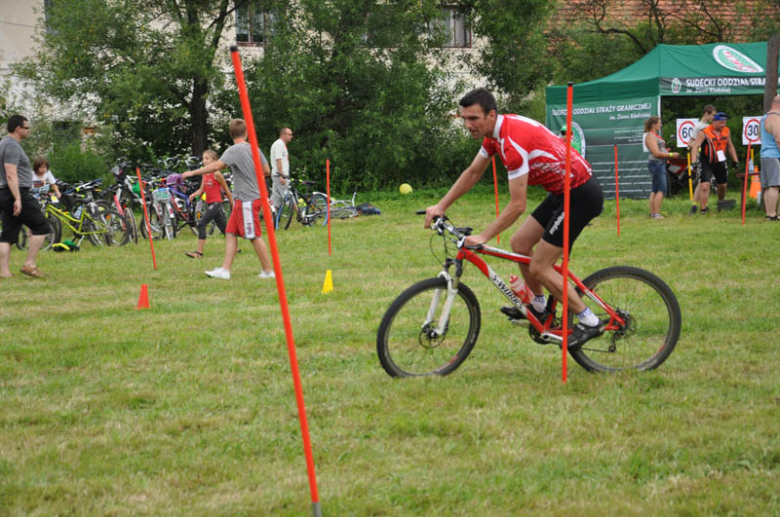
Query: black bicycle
274,178,329,229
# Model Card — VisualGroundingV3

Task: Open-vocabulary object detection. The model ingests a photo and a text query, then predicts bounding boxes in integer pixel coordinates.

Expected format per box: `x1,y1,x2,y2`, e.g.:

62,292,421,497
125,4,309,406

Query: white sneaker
259,270,275,279
206,267,230,280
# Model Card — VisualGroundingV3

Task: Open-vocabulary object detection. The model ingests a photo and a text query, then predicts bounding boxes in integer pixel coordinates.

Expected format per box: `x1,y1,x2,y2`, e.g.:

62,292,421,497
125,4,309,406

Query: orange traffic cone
136,284,150,309
749,170,761,199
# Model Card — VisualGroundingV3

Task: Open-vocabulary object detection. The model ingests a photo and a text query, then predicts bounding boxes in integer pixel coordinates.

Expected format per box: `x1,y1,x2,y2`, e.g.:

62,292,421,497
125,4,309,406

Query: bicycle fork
423,270,460,338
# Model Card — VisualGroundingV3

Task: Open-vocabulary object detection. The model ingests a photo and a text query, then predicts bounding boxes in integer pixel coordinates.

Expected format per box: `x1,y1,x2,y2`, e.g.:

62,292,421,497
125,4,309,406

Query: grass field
1,187,779,515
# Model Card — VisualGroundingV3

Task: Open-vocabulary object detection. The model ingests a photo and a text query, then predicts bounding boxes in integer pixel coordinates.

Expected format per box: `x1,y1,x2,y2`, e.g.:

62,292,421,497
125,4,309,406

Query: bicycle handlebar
416,211,476,249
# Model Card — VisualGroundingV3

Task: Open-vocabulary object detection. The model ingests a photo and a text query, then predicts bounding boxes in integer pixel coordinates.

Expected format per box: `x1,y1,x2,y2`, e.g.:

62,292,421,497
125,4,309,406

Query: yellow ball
399,183,413,194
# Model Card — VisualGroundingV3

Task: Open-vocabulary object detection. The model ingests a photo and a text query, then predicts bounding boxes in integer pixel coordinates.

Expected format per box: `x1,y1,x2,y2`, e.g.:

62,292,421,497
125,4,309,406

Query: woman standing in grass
644,117,678,219
185,150,233,259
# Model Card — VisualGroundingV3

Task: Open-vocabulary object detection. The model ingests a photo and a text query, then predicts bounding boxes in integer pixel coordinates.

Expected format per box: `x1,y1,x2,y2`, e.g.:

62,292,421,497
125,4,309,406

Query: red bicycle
377,215,681,376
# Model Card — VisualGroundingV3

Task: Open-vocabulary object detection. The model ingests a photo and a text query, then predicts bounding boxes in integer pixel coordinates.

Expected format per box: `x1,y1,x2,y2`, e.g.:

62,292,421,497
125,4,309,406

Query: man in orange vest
690,112,739,214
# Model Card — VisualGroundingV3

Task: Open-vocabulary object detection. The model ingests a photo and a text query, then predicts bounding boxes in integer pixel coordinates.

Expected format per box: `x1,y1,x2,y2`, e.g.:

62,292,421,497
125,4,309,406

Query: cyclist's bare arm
690,132,706,164
465,173,528,247
183,160,227,178
425,153,490,228
4,163,22,216
275,159,286,184
769,113,780,148
726,136,739,164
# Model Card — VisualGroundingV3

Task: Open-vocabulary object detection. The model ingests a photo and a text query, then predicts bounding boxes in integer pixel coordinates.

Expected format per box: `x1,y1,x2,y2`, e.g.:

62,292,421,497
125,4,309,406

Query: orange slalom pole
492,156,500,244
326,159,331,256
614,144,620,237
742,143,751,225
136,167,157,270
230,46,321,517
562,82,574,383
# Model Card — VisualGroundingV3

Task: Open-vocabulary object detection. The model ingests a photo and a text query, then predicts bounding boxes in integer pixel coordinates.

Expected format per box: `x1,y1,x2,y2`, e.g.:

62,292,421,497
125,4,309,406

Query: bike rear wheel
44,214,62,249
309,193,328,226
377,277,481,377
568,266,681,372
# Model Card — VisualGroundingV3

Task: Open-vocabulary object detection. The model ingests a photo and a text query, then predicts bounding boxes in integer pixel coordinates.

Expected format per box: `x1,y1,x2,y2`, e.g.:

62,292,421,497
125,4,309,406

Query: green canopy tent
546,42,780,198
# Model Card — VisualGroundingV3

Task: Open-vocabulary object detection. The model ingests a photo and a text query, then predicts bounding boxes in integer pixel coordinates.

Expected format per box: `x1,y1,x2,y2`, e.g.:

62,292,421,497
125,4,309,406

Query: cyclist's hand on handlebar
424,204,445,228
464,234,487,248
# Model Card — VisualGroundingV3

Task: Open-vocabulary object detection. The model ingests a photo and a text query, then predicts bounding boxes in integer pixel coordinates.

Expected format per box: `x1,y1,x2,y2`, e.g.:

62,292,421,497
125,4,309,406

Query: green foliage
213,0,479,191
551,29,643,84
456,0,554,110
45,141,108,184
17,0,239,162
548,0,777,86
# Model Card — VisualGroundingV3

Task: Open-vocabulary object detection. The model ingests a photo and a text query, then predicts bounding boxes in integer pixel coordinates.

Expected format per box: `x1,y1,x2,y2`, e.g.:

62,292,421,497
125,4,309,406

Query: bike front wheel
103,209,131,246
377,277,481,377
569,266,681,372
276,193,295,230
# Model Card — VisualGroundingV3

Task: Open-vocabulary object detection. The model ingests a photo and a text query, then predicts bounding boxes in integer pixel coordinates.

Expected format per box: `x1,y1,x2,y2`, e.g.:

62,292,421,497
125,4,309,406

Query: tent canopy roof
547,41,777,104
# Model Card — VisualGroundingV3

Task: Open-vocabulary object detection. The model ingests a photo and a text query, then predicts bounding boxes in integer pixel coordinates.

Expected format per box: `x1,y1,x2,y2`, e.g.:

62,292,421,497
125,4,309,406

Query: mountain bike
376,214,681,377
105,161,144,244
46,191,130,246
274,178,329,229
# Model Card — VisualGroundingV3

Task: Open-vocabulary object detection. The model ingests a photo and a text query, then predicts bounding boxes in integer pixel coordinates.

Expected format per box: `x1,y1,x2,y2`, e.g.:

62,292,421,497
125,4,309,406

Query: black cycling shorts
700,160,727,185
531,176,603,249
0,187,51,244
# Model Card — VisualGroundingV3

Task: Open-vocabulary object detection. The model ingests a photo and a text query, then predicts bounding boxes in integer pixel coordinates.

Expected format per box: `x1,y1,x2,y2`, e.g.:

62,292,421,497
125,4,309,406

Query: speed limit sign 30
742,116,762,146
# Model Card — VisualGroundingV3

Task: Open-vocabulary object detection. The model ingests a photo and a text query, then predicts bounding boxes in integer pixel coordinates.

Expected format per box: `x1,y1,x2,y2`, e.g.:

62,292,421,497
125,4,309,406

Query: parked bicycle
47,188,131,246
274,178,329,230
105,161,143,243
376,214,681,377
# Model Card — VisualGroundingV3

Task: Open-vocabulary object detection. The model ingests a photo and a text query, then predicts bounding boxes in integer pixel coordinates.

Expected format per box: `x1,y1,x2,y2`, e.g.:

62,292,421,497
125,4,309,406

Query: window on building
236,3,277,45
431,7,471,48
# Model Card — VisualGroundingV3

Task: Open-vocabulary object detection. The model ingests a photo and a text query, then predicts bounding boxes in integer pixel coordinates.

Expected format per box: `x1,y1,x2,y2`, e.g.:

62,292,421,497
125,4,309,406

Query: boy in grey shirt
183,118,274,280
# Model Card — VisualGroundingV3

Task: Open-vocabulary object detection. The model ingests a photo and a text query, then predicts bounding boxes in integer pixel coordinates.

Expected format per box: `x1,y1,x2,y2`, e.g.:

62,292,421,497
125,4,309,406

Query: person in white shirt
31,156,61,199
270,127,293,210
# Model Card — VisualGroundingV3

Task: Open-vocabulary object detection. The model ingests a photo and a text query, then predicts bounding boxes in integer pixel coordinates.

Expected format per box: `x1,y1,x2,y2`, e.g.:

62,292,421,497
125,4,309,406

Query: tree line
2,0,778,190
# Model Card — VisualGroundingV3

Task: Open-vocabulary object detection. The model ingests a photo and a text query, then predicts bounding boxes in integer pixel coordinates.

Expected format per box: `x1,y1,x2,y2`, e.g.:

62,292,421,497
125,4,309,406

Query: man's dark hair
7,115,28,133
459,88,497,115
702,105,716,116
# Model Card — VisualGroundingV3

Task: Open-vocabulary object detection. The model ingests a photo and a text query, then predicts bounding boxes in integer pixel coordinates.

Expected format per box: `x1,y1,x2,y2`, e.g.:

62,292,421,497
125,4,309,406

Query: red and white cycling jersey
479,114,592,195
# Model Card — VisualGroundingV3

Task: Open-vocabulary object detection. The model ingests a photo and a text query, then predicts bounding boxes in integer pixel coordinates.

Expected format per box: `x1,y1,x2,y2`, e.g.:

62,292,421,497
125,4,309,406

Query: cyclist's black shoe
501,305,547,322
567,320,606,350
700,207,709,215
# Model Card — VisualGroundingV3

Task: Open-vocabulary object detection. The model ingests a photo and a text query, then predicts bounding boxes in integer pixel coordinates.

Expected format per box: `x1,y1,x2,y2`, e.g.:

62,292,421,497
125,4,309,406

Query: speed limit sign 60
676,118,697,148
742,116,761,146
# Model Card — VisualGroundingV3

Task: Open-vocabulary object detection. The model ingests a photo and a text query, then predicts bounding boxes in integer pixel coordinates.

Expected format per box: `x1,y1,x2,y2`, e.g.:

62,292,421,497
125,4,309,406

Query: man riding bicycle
424,88,604,349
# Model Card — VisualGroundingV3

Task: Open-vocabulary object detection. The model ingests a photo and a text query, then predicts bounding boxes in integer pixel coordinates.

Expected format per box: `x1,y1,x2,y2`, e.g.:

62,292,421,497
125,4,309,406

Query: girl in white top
31,156,61,199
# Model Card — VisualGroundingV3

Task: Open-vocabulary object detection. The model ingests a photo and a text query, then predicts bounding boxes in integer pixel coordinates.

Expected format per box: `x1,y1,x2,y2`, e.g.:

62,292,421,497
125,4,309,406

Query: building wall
0,1,42,74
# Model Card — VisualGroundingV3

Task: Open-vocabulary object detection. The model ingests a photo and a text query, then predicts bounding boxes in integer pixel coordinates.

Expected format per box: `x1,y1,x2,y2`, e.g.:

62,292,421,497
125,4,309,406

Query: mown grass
1,186,779,515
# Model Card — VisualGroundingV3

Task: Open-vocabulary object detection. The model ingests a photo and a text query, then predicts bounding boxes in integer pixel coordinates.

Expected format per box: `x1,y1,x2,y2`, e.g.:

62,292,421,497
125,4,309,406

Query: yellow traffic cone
321,270,333,294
